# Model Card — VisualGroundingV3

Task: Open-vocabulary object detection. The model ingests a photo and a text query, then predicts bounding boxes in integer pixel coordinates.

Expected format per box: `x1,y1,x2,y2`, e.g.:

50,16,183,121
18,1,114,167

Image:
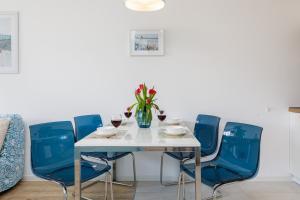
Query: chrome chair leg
101,153,136,187
81,181,99,191
160,152,178,186
160,153,194,186
72,179,108,199
108,172,114,200
85,154,136,188
52,170,109,200
109,153,136,187
51,181,68,200
61,183,68,200
130,152,137,186
182,172,186,200
202,192,222,200
212,184,222,200
104,173,108,200
201,184,223,200
104,172,114,200
82,197,93,200
177,173,183,200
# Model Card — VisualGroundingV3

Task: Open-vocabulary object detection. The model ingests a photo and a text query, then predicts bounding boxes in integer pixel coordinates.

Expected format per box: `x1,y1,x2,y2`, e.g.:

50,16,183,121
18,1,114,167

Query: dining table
74,120,201,200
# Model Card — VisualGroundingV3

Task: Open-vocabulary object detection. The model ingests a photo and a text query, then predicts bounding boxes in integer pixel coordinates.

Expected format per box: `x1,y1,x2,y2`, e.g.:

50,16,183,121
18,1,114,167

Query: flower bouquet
127,83,159,128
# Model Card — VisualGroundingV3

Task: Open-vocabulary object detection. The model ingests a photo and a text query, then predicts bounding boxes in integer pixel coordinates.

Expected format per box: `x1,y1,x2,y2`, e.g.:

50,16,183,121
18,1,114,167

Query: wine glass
111,114,122,128
157,110,167,122
124,111,133,119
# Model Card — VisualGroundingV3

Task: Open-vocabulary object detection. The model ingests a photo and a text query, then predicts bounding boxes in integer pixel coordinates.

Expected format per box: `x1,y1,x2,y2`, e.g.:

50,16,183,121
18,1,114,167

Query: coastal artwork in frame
0,12,18,74
130,30,164,56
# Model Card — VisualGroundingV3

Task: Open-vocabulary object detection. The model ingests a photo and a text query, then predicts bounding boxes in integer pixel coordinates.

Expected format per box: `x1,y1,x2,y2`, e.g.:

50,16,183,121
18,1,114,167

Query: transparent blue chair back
219,122,263,175
74,115,103,141
194,115,220,156
30,121,75,174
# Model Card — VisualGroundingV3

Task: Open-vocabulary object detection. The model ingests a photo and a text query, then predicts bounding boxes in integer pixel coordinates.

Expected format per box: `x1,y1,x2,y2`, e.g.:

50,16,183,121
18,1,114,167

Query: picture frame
0,11,19,74
130,30,164,56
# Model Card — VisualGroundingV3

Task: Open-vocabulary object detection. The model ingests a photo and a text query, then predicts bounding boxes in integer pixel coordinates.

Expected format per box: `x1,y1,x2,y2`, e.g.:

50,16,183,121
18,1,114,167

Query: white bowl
96,126,118,137
164,126,187,136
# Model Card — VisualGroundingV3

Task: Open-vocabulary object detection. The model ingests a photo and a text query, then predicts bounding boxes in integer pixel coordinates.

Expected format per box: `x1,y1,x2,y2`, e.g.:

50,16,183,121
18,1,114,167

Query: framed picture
130,30,164,56
0,12,18,74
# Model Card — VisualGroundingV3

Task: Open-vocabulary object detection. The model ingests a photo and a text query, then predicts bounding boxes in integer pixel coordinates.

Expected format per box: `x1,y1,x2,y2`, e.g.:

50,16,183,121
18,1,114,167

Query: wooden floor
1,181,300,200
0,181,135,200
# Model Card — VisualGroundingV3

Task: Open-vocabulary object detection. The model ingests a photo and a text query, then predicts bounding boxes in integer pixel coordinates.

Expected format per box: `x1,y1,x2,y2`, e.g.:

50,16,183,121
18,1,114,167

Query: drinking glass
124,111,133,119
157,110,167,122
111,114,122,128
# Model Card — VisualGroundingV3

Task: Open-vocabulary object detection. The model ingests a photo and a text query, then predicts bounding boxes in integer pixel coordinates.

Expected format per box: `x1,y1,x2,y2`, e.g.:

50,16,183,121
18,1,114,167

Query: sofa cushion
0,119,10,150
0,114,24,193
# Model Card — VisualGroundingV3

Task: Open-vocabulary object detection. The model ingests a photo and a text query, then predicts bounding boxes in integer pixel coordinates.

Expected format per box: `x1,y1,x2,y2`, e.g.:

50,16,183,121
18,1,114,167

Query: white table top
75,120,200,149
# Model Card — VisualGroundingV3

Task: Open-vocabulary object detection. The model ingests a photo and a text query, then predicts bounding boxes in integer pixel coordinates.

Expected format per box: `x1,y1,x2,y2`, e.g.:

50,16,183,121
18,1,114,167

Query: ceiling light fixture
125,0,165,12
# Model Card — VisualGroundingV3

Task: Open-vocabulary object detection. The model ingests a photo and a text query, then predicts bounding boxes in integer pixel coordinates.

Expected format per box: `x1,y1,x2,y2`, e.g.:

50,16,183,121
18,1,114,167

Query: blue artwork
0,18,12,68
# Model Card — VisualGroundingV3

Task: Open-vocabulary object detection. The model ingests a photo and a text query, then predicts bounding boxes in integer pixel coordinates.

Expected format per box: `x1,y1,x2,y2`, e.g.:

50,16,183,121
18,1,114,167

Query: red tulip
149,89,156,95
139,84,144,90
146,98,151,104
135,88,141,95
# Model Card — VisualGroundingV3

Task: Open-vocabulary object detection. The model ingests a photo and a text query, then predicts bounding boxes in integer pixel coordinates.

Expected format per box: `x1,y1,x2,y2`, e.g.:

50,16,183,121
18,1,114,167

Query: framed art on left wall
0,12,18,74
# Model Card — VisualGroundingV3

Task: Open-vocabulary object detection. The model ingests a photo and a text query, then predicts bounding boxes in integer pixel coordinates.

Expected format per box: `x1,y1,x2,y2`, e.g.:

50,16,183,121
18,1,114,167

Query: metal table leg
195,147,201,200
75,148,82,200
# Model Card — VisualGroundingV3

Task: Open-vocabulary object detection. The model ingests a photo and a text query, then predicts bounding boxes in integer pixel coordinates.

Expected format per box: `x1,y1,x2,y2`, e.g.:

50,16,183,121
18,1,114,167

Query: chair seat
83,152,131,161
165,151,209,161
35,161,111,186
165,152,195,160
33,157,74,175
181,162,252,187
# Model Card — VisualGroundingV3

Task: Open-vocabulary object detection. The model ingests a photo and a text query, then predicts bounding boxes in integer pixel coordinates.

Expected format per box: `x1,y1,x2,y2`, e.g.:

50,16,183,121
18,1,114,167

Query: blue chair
74,115,136,187
178,122,263,200
30,121,113,200
160,114,220,186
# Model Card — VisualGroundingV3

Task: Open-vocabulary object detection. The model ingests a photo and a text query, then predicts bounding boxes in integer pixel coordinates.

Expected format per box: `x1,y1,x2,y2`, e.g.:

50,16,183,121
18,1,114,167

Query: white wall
0,0,300,181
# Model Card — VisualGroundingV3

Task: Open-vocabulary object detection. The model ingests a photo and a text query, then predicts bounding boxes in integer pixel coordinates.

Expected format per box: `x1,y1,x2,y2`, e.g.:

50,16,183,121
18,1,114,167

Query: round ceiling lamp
125,0,165,12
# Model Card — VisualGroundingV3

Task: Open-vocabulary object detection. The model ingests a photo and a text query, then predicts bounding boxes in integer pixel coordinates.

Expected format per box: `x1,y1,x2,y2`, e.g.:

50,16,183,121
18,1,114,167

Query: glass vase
136,110,152,128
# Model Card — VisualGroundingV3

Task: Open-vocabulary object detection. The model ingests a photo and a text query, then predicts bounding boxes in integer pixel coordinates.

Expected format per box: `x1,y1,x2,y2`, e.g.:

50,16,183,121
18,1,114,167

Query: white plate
95,126,118,137
164,118,182,125
163,125,188,136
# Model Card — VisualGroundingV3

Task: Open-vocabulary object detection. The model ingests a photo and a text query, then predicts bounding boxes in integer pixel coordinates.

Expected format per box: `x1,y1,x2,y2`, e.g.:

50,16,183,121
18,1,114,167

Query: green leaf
143,83,147,100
